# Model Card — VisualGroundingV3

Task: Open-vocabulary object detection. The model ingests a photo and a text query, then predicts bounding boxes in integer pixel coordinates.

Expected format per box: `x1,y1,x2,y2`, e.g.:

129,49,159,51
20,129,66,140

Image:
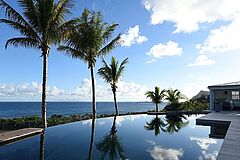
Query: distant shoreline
0,110,209,132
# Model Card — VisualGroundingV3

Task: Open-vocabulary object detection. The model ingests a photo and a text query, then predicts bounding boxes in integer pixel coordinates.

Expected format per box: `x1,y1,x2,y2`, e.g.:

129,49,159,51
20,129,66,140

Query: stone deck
196,111,240,160
0,128,43,145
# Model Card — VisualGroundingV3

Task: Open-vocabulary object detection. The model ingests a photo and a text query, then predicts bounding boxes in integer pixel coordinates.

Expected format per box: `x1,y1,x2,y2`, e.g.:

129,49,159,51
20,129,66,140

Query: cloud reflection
198,151,218,160
148,145,183,160
115,115,147,127
189,137,217,150
190,137,219,160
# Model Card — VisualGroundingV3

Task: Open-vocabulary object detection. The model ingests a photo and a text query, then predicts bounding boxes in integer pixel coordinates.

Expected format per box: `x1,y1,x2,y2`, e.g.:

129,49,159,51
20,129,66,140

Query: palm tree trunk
39,129,45,160
41,51,48,128
90,65,96,119
88,118,96,160
111,115,117,133
112,115,117,128
112,85,118,115
156,104,159,112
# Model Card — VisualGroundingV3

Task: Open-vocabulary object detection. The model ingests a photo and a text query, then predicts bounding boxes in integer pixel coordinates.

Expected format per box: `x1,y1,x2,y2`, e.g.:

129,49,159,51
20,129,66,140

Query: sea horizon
0,102,166,118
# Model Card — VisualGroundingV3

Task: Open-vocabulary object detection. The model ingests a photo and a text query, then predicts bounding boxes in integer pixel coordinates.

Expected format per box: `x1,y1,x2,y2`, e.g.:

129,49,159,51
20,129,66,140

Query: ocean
0,102,167,118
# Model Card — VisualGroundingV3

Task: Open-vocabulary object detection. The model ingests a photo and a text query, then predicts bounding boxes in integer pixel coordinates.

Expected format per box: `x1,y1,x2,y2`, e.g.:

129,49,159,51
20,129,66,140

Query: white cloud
145,59,156,64
188,55,215,67
148,145,183,160
121,25,148,47
0,79,148,101
147,41,182,59
189,137,217,150
143,0,240,33
0,82,42,99
197,15,240,54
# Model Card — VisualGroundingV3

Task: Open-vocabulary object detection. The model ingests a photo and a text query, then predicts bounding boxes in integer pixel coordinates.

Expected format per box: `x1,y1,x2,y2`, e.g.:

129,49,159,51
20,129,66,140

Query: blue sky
1,0,240,101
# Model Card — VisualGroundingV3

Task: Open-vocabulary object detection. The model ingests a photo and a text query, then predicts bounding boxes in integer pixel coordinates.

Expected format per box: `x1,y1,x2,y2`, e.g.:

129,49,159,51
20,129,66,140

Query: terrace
196,111,240,160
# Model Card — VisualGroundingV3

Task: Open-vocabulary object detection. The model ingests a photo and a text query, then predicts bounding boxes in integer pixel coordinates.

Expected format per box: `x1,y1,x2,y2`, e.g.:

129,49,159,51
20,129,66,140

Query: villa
209,81,240,111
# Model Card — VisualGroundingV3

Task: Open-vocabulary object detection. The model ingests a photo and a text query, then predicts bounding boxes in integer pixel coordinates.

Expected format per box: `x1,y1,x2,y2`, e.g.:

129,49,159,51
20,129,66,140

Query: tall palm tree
144,115,166,136
145,87,165,112
58,9,121,119
96,116,126,160
97,56,128,115
164,89,187,111
0,0,75,128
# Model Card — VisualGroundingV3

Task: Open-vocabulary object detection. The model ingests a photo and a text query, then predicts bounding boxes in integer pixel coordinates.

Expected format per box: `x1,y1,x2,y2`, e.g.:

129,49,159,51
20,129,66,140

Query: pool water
0,114,223,160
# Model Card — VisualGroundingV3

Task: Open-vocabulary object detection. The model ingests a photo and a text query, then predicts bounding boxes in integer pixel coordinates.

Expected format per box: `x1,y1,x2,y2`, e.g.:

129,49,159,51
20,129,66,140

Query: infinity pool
0,114,223,160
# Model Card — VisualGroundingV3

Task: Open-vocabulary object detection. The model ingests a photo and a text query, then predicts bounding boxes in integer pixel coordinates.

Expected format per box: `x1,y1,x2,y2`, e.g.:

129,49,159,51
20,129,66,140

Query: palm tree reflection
39,129,45,160
145,115,166,136
88,118,96,160
164,115,189,134
96,116,126,160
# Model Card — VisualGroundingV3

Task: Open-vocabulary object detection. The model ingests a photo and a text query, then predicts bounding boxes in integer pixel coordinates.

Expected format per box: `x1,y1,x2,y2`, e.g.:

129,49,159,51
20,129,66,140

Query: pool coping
196,111,240,160
147,110,211,115
0,128,43,145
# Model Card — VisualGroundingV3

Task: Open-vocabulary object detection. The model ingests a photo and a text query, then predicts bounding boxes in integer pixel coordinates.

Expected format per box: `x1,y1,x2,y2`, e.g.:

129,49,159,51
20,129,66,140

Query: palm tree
164,89,187,111
144,115,166,136
96,116,126,160
164,115,189,134
0,0,75,128
97,57,128,115
88,118,96,160
145,87,165,112
58,9,121,119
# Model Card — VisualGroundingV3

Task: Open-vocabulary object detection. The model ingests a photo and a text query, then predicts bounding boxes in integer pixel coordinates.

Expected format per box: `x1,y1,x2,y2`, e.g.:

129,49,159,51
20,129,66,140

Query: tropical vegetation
98,56,128,115
145,87,165,112
0,0,210,134
0,0,75,128
164,89,187,111
57,9,121,119
180,100,209,111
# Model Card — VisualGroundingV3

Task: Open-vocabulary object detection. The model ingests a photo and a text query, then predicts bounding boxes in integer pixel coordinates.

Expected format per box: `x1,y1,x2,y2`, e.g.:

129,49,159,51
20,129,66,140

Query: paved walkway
0,128,43,144
196,111,240,160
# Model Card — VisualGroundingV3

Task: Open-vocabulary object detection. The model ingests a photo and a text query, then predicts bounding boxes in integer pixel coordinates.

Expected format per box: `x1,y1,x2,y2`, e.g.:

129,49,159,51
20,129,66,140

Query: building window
232,91,239,99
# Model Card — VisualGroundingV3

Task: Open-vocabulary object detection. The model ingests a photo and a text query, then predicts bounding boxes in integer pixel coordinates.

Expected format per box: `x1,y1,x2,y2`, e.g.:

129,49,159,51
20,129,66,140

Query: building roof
208,81,240,90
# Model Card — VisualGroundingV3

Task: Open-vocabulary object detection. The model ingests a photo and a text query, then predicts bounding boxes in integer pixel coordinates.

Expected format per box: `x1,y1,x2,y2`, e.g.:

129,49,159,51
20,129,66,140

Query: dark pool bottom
0,114,223,160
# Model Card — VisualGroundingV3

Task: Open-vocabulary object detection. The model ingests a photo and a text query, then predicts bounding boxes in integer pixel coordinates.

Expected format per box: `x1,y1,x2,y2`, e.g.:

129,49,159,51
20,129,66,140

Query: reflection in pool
0,114,223,160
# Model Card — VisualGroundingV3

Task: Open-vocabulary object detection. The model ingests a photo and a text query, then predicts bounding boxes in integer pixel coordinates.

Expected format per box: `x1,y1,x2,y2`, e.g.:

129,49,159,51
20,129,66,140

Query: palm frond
57,45,88,62
98,33,121,56
97,59,112,83
116,58,128,81
18,0,41,32
145,87,165,104
52,0,74,22
0,19,40,41
102,23,119,42
0,0,30,26
5,37,40,49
